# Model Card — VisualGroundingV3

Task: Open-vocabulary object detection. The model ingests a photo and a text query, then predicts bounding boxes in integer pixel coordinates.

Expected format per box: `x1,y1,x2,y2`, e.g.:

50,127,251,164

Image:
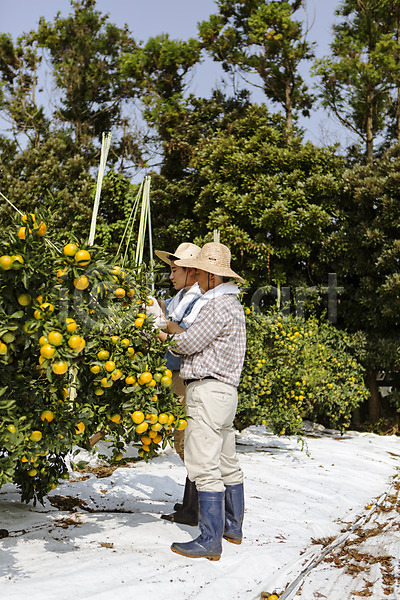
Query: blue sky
0,0,354,147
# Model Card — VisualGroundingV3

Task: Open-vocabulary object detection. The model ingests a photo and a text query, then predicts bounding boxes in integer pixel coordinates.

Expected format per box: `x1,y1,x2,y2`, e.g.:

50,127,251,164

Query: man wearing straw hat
158,242,246,561
152,242,202,526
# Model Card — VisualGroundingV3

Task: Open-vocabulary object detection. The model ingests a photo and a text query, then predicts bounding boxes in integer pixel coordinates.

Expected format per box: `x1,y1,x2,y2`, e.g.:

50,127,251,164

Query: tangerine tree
0,209,185,504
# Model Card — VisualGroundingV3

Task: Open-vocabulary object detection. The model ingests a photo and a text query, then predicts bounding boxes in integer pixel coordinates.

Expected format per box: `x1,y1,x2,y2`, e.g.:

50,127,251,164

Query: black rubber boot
223,483,244,544
171,490,224,560
161,477,199,526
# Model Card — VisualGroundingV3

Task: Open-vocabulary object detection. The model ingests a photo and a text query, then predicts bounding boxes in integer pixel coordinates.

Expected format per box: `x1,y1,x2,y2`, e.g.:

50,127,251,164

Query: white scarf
182,282,240,328
166,283,202,323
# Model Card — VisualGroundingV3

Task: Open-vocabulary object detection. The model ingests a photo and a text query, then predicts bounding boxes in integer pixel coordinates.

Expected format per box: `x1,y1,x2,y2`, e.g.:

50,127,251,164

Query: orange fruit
114,288,126,298
90,364,102,374
97,350,109,361
127,347,135,357
52,360,68,375
100,377,113,388
48,331,63,346
141,444,150,452
35,222,47,236
40,344,56,359
28,469,37,477
41,410,55,423
111,369,122,381
40,302,54,313
110,414,122,424
163,368,173,378
176,419,188,431
148,430,158,439
39,335,48,346
29,430,42,442
153,433,163,444
74,249,91,266
0,255,13,270
17,292,31,306
104,360,115,372
145,379,157,388
137,313,147,319
120,338,130,348
110,335,119,344
141,435,152,445
68,335,83,350
74,275,89,290
151,423,162,432
11,254,24,269
134,317,144,328
63,243,78,257
94,387,104,396
0,342,8,355
21,213,36,225
135,422,148,434
161,375,172,387
158,413,169,425
125,375,136,385
75,422,85,434
2,332,14,344
18,227,30,240
65,318,77,333
138,371,152,385
56,268,68,282
146,413,158,424
131,411,145,424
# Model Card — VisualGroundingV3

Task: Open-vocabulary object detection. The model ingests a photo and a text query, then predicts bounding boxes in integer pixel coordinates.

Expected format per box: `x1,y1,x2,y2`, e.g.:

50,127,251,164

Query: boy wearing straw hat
158,242,246,561
152,242,202,526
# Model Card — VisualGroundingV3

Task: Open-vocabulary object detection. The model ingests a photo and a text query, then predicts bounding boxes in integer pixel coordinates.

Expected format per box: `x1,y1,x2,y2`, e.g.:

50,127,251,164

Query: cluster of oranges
131,408,187,457
37,316,85,375
17,213,47,240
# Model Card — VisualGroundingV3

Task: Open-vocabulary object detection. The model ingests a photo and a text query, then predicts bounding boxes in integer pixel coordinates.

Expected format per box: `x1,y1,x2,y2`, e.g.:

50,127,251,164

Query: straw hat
154,242,201,266
175,242,245,284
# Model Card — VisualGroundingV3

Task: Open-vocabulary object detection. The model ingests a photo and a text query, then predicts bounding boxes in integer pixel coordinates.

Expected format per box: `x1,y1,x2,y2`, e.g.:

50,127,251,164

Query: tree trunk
366,91,374,163
366,368,380,424
285,81,293,141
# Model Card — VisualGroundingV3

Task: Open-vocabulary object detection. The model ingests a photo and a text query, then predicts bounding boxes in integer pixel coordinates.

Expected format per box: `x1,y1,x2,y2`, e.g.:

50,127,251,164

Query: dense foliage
237,309,369,435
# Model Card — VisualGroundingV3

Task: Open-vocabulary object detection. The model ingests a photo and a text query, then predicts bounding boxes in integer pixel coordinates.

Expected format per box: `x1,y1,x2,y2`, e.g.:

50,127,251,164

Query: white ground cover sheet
1,425,399,600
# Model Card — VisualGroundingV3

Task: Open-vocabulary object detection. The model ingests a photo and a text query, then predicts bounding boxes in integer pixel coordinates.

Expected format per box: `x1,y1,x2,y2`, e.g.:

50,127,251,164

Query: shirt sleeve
171,301,227,355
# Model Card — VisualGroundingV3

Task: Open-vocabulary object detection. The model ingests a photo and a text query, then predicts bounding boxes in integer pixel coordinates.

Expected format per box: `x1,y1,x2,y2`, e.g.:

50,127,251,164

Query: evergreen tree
314,0,400,162
198,0,315,137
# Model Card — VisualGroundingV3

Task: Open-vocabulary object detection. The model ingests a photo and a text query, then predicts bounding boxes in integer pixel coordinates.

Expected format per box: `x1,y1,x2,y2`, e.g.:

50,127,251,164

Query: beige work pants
172,370,186,462
184,378,243,492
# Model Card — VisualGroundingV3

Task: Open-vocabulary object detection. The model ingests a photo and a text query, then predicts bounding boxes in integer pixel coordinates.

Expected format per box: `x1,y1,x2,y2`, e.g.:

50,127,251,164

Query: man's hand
165,321,185,334
145,297,163,318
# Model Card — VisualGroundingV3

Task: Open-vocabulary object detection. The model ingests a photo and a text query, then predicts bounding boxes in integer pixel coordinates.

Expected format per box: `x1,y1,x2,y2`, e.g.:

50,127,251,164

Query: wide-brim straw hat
175,242,245,284
154,242,201,266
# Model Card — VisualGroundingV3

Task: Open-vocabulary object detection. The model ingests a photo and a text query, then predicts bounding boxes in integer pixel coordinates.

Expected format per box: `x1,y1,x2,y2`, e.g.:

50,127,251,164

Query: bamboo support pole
88,132,112,247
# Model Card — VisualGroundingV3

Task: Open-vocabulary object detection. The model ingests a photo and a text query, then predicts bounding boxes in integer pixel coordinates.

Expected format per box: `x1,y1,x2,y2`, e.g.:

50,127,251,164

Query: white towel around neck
166,283,202,323
181,282,240,328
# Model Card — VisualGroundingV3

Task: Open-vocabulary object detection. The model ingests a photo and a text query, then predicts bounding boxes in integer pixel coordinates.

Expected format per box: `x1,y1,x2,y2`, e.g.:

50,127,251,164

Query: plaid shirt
171,295,246,387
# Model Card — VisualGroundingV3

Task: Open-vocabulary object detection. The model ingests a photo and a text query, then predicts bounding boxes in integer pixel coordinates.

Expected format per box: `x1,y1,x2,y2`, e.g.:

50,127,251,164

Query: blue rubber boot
223,483,244,544
171,490,224,560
